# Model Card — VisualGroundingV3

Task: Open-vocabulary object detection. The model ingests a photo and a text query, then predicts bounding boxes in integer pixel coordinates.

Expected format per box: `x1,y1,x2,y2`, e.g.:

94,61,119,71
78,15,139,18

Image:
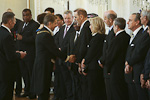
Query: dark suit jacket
55,24,75,55
84,33,105,70
75,21,92,63
142,48,150,81
32,27,67,94
127,28,150,83
0,26,20,81
17,19,40,61
11,18,22,41
100,28,115,78
125,28,143,83
105,31,130,83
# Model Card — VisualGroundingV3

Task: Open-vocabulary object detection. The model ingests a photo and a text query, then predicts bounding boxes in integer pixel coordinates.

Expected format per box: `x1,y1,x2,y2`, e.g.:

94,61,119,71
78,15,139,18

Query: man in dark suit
98,10,117,100
0,12,26,100
73,8,92,100
125,13,149,100
140,10,150,88
17,8,40,98
67,21,81,100
142,20,150,98
54,10,75,100
7,8,23,97
105,18,130,100
31,13,75,100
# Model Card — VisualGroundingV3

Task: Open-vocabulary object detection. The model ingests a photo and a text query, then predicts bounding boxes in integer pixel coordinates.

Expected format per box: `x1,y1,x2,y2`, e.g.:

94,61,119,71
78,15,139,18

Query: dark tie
74,31,80,43
22,23,27,31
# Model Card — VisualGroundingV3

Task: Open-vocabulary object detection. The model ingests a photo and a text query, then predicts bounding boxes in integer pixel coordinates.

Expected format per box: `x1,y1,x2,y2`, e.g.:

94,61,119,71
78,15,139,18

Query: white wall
0,0,27,22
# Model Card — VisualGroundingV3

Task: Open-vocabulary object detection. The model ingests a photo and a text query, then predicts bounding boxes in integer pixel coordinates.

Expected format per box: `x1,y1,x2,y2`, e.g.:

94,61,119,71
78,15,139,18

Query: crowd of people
0,6,150,100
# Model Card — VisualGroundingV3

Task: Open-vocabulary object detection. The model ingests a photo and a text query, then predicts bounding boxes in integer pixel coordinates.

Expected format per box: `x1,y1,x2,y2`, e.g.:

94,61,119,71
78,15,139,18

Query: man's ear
80,15,83,20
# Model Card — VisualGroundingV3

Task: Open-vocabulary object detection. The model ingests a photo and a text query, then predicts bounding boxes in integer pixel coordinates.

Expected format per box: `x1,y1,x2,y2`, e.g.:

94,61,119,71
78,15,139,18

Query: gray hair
114,17,126,29
142,10,150,20
64,10,73,16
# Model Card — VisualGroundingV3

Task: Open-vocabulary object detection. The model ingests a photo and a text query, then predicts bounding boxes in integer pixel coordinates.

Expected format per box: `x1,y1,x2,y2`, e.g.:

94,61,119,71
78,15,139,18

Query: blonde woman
81,17,106,100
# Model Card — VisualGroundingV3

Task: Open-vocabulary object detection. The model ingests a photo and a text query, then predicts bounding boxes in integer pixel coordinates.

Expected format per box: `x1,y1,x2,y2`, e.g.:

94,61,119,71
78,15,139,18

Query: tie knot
130,33,134,38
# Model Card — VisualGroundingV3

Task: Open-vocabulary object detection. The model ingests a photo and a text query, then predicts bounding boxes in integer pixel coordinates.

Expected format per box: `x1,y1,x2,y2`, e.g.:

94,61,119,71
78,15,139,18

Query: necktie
74,31,80,43
63,26,68,38
22,23,27,31
129,33,134,44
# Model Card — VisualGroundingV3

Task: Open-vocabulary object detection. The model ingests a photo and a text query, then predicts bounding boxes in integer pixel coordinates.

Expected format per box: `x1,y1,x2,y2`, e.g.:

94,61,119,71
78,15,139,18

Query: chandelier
133,0,150,10
88,0,108,5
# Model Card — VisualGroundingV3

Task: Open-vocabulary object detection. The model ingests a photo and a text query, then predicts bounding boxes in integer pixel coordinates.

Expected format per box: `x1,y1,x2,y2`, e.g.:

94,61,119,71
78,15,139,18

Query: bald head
104,10,117,27
104,10,117,20
7,8,13,12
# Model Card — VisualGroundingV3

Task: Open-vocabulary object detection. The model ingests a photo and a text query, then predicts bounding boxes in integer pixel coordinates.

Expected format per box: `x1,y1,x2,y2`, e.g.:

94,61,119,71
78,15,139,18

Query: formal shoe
15,93,22,97
20,93,29,97
52,97,59,100
29,94,36,99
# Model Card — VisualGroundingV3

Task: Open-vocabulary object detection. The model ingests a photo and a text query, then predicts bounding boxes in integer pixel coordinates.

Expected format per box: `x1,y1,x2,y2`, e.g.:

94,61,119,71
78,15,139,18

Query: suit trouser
81,75,89,100
70,64,82,100
15,61,22,94
135,83,148,100
20,60,34,94
104,77,112,100
54,60,66,99
60,61,73,100
87,69,106,100
110,81,129,100
0,80,14,100
127,83,138,100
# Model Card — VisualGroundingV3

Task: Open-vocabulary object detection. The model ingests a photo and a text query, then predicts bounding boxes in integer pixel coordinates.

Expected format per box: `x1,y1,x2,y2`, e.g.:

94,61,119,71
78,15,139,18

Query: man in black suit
31,13,75,100
67,21,81,100
54,10,75,100
98,10,117,100
73,8,92,100
105,18,130,100
125,13,149,100
0,12,26,100
143,20,150,98
140,10,150,88
17,8,40,98
7,8,23,97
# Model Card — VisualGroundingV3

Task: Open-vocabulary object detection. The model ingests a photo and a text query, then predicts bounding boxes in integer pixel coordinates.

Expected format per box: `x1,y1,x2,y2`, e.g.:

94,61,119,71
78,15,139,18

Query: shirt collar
44,25,54,36
1,24,11,33
115,30,124,36
65,22,73,30
143,25,148,31
109,25,113,31
80,19,88,32
133,26,142,37
92,32,97,36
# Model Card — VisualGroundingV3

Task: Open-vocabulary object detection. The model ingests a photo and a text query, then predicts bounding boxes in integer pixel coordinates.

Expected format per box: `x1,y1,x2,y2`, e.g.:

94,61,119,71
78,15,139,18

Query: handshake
68,55,76,63
16,51,27,59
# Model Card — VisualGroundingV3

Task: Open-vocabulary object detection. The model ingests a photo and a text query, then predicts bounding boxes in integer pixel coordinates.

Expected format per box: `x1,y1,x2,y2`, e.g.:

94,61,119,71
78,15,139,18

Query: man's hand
81,59,85,68
99,64,103,68
146,80,150,89
68,55,76,63
140,74,146,88
125,64,133,74
17,34,23,40
78,66,82,74
19,51,27,59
